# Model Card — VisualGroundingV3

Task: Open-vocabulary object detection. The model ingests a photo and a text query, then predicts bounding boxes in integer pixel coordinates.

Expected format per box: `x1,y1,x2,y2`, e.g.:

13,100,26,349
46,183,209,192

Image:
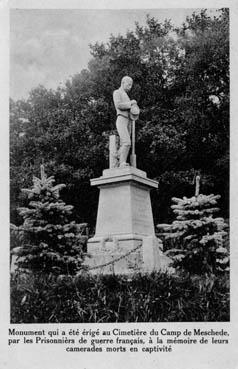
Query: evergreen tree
11,165,87,276
157,179,229,275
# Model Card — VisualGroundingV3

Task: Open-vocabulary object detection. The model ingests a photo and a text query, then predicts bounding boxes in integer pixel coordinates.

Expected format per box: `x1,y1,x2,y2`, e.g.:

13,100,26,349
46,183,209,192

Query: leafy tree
172,9,229,205
11,166,87,276
10,9,229,226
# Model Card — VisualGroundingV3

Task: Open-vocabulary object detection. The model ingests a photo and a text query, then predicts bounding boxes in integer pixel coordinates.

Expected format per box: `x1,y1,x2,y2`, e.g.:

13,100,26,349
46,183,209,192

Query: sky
10,8,217,100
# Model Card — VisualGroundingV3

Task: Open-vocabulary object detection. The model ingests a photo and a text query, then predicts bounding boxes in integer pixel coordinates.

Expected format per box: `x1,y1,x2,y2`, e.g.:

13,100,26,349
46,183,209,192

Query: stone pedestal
85,167,167,275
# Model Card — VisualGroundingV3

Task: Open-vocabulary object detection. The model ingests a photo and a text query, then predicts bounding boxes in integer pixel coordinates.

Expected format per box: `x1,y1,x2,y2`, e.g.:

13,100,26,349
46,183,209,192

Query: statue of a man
113,76,138,167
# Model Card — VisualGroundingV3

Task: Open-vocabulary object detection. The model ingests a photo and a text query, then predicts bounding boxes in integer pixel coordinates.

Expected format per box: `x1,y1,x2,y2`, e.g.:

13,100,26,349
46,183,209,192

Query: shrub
11,271,229,323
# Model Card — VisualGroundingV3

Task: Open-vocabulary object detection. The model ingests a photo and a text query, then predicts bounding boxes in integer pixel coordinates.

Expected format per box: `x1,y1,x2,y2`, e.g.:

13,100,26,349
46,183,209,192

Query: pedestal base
85,234,165,275
84,167,172,275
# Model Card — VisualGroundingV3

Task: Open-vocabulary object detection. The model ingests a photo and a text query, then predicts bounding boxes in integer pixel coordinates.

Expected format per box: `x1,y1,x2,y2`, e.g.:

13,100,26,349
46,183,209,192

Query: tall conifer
157,178,229,274
11,166,87,275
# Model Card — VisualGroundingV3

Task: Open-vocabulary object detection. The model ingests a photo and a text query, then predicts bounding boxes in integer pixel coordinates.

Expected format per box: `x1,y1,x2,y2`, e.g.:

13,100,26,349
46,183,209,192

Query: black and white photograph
1,1,237,368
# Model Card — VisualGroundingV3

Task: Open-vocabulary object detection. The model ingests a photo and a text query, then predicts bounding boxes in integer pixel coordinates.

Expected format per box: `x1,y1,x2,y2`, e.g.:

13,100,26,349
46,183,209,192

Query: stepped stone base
85,234,165,275
84,166,172,275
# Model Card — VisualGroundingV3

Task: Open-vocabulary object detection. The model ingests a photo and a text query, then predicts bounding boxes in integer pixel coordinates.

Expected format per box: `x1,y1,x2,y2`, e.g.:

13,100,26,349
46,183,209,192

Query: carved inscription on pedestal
132,187,154,234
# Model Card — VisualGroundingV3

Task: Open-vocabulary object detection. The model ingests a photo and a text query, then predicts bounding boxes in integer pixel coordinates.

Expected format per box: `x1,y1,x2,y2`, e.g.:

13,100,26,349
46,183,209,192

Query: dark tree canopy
10,9,229,227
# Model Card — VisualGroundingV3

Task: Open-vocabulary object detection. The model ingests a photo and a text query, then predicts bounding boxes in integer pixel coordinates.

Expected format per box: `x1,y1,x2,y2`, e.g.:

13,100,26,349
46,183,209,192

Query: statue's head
121,76,133,92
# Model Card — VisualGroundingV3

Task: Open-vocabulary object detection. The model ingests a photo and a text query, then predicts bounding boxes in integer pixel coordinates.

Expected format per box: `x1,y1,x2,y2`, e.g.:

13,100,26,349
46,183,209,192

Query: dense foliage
157,192,229,275
11,271,229,323
10,9,229,227
11,165,87,275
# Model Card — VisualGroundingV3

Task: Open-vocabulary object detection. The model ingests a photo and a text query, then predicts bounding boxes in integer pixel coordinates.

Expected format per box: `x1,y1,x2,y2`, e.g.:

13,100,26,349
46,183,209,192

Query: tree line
10,9,229,228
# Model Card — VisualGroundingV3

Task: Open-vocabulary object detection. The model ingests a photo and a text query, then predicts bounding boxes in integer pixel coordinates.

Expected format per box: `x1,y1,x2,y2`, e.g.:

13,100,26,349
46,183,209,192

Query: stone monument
84,76,170,275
